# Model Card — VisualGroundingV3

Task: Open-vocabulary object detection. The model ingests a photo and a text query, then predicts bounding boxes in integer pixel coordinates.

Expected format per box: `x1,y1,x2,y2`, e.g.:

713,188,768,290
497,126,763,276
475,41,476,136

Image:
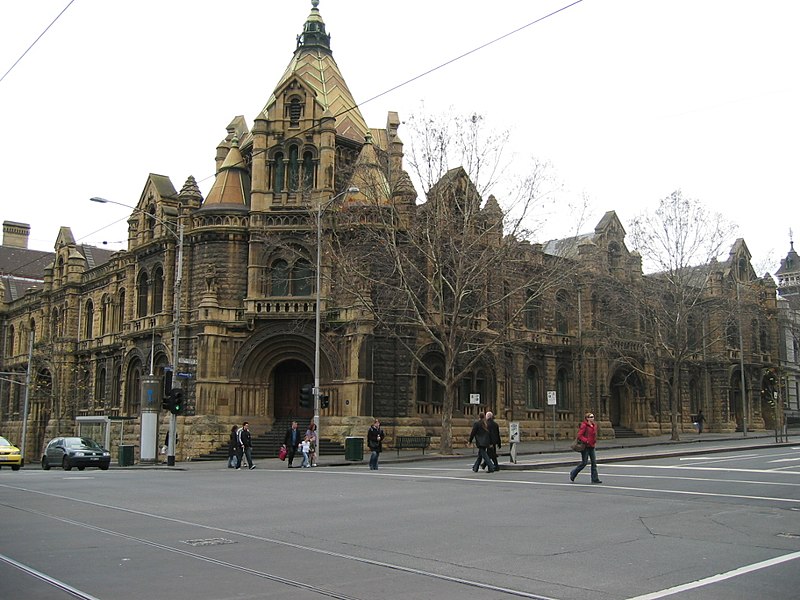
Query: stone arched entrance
609,368,645,429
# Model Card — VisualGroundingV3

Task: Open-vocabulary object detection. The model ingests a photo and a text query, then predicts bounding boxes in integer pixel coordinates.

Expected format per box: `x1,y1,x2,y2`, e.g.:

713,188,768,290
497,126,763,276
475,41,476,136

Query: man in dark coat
485,411,501,470
468,412,495,473
238,421,256,469
283,421,301,468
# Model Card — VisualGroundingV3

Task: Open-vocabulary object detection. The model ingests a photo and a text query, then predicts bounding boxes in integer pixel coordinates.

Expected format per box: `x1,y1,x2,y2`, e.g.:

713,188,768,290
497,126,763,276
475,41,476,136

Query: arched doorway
274,359,313,421
609,368,644,428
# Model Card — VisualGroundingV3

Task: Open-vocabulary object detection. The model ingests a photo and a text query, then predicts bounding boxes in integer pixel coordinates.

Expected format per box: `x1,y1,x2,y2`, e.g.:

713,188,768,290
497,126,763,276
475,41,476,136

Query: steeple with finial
296,0,331,52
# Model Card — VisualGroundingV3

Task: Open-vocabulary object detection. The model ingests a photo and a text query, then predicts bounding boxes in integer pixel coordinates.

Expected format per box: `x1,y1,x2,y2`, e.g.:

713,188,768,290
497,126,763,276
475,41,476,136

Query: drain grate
182,538,236,547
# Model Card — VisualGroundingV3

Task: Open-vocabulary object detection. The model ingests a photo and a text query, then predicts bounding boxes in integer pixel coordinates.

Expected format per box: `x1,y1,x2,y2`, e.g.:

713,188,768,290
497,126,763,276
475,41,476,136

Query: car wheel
62,456,72,471
42,457,50,470
99,464,109,471
77,466,85,471
11,465,20,471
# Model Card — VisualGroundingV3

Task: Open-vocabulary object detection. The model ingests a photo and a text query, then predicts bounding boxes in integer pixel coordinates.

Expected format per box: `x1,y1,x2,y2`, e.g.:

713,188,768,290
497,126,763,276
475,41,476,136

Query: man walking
283,421,302,468
238,421,256,469
468,412,495,473
485,411,501,470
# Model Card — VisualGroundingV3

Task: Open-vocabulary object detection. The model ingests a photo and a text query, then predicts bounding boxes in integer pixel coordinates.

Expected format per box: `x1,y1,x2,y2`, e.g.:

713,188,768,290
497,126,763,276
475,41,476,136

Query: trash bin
118,445,135,467
344,437,364,461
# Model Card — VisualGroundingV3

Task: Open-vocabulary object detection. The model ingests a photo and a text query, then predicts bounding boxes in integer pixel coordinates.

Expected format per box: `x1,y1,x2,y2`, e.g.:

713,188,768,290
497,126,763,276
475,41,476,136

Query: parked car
41,437,111,471
0,436,23,470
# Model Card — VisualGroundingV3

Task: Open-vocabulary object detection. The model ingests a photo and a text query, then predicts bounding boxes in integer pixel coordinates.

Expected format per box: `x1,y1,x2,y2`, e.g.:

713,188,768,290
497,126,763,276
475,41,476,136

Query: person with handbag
367,419,385,470
569,412,601,483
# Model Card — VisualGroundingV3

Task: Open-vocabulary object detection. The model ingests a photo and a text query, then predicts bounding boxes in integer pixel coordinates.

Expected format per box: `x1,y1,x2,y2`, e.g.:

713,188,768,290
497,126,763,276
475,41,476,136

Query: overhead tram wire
0,0,77,85
194,0,585,187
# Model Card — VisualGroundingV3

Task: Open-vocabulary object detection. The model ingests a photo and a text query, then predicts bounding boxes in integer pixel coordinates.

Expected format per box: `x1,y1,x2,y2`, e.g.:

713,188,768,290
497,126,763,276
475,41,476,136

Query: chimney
3,221,30,249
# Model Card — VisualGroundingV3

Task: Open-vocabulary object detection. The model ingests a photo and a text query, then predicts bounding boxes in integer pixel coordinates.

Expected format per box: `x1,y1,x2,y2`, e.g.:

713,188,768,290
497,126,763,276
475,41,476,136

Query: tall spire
297,0,331,53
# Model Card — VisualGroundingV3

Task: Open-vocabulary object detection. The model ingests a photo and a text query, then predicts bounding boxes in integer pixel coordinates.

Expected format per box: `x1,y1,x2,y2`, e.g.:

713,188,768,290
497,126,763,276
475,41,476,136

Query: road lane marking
605,464,800,475
625,550,800,600
0,552,101,600
0,489,559,600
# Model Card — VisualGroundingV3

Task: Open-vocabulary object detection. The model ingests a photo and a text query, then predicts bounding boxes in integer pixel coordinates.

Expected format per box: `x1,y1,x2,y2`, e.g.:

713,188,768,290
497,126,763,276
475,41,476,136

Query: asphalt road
1,444,799,600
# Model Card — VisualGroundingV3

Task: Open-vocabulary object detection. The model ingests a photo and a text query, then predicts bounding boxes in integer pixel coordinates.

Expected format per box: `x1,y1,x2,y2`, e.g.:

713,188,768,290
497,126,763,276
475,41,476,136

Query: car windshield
0,436,13,447
65,438,101,449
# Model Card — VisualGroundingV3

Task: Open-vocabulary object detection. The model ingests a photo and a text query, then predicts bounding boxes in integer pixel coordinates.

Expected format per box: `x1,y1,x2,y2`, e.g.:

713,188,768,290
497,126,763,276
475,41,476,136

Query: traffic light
168,388,184,415
299,384,313,409
320,394,330,409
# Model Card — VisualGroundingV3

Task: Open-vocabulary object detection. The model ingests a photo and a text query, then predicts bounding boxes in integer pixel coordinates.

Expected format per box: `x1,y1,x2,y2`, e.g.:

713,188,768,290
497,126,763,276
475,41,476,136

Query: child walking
300,435,312,468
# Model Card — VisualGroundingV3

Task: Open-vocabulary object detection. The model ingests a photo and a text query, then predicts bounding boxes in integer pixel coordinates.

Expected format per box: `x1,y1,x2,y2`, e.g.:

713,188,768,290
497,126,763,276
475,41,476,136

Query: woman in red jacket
569,412,602,484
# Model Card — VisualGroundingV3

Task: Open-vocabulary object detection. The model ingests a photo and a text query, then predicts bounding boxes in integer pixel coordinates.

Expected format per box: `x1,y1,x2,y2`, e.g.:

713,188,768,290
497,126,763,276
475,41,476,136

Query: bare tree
628,190,736,440
329,111,580,453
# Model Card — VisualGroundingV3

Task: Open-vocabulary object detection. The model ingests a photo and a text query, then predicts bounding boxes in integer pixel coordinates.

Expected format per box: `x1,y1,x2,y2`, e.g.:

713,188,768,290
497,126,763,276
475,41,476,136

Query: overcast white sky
1,0,797,274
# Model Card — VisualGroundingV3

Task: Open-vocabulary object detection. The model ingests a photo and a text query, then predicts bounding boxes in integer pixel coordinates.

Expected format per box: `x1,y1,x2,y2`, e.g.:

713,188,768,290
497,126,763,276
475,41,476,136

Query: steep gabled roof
262,0,368,144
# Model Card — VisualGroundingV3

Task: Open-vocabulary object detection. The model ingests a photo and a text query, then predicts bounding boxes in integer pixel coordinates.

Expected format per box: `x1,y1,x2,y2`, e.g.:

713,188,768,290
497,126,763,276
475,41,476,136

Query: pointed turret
263,0,368,144
201,136,250,212
347,133,390,205
776,234,800,303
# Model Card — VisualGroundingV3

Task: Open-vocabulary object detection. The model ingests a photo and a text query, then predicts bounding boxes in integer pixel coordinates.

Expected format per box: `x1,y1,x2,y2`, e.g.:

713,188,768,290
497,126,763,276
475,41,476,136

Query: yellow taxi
0,436,23,470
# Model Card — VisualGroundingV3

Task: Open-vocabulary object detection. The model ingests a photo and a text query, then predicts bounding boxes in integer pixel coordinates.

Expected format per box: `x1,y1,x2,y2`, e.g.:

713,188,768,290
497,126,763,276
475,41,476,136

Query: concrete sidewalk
153,429,797,471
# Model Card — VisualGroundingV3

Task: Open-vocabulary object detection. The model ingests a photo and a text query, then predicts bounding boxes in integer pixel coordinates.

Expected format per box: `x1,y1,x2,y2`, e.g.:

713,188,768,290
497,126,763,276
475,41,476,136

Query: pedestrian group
225,411,604,483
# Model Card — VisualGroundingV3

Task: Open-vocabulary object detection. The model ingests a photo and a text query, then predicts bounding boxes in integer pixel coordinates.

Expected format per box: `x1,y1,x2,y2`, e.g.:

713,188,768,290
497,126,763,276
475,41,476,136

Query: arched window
416,357,445,408
292,259,313,296
7,325,15,357
116,289,126,332
152,266,164,314
84,300,94,339
608,241,621,269
737,257,748,280
273,152,285,193
759,324,768,354
526,365,541,409
288,145,300,191
524,289,540,330
555,291,569,334
95,366,107,405
687,314,698,352
557,367,571,410
125,360,143,415
270,260,289,296
112,364,122,410
726,319,739,348
302,150,315,190
51,307,59,340
590,293,599,329
137,271,149,318
100,295,110,335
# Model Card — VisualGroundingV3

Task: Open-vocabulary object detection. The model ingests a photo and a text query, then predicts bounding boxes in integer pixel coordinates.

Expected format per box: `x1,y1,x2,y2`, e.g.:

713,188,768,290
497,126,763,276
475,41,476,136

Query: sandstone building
0,2,787,463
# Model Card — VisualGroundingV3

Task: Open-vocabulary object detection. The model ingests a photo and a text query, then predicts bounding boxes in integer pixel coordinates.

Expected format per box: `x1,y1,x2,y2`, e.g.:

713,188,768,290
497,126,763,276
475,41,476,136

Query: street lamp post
91,197,184,465
314,187,358,456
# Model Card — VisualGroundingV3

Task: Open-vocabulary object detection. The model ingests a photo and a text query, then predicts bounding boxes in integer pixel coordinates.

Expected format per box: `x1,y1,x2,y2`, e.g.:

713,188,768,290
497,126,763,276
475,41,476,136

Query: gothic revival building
0,2,784,463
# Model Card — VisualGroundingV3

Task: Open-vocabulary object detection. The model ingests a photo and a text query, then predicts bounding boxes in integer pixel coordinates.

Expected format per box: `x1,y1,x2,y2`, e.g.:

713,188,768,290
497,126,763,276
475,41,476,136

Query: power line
0,0,77,85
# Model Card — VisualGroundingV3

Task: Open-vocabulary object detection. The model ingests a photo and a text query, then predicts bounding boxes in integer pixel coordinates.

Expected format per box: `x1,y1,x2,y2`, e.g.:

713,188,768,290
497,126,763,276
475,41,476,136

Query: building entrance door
274,359,313,420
